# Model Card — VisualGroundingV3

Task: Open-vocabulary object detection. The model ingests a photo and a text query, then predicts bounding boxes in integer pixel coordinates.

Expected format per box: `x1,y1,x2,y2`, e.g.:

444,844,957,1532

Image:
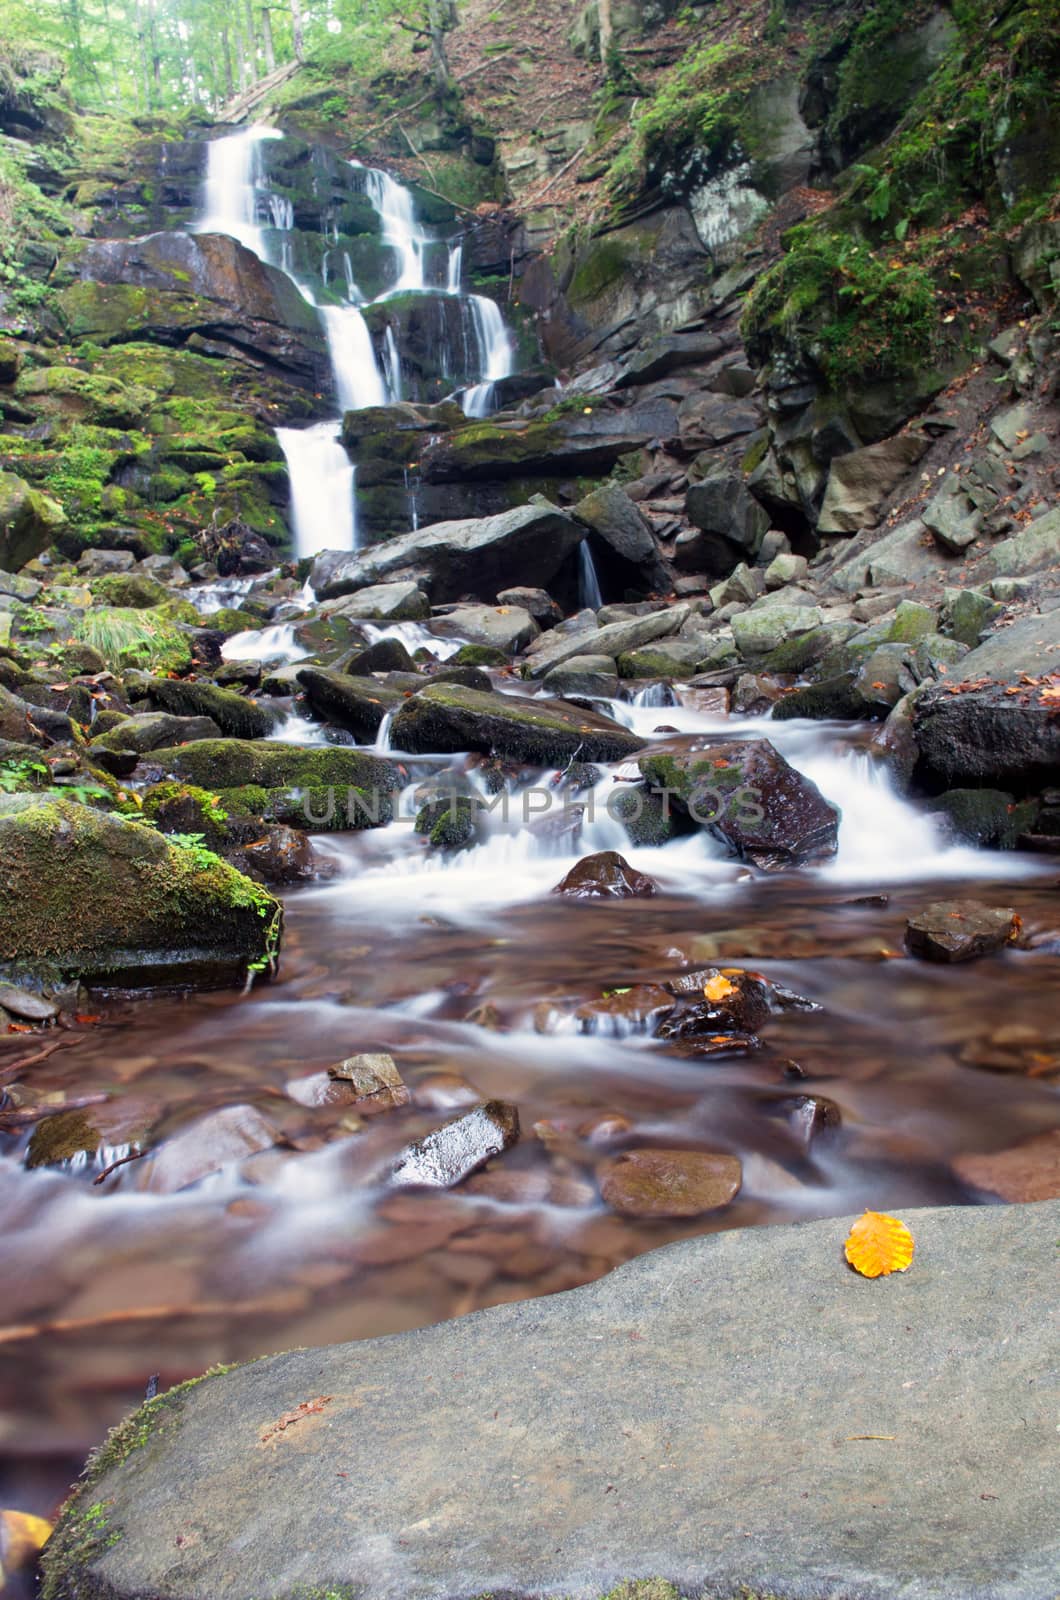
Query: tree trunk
598,0,613,65
220,25,234,98
290,0,305,62
261,7,276,74
426,0,452,96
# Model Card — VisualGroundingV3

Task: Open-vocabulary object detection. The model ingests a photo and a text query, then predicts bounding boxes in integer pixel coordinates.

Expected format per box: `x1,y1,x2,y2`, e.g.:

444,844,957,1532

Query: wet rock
599,1148,742,1217
906,900,1018,963
552,851,659,899
959,1024,1058,1078
953,1130,1060,1202
391,1099,519,1188
732,602,824,659
656,969,771,1036
912,677,1060,790
523,604,690,680
326,581,430,622
0,983,59,1023
390,683,640,765
931,788,1038,850
495,587,563,627
414,795,487,851
147,741,398,832
142,677,276,740
138,1104,282,1194
760,1093,842,1149
311,504,584,607
328,1052,410,1113
26,1097,156,1169
347,638,419,675
542,655,620,698
0,797,279,987
235,826,322,886
296,669,405,741
575,985,675,1034
90,711,222,756
639,739,840,869
610,784,680,848
430,604,538,654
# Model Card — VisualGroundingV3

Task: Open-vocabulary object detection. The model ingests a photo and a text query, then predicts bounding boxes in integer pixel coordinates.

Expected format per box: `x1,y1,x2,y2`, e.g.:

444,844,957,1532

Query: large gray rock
523,604,690,679
913,676,1060,791
430,603,539,654
43,1199,1060,1600
818,433,931,533
685,473,770,555
572,483,656,565
324,581,430,622
986,508,1060,578
310,503,584,606
957,608,1060,680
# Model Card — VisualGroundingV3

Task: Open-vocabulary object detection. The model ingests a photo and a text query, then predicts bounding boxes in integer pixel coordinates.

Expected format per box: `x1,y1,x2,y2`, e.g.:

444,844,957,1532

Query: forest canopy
1,0,421,116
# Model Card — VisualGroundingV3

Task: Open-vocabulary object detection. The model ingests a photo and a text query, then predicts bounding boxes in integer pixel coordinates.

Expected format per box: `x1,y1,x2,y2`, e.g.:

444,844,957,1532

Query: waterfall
197,126,283,255
578,542,604,610
197,129,525,565
276,422,357,557
463,294,514,418
360,165,430,293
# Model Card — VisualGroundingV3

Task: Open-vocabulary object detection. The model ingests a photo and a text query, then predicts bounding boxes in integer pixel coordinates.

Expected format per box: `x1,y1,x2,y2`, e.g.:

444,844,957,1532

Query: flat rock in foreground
45,1200,1059,1600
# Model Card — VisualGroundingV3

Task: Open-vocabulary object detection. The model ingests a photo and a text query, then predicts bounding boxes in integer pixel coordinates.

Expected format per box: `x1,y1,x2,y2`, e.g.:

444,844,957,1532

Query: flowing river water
1,133,1058,1541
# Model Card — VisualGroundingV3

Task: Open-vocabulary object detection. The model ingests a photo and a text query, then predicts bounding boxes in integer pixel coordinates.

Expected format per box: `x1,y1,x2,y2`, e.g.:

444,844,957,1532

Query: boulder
389,683,641,765
599,1149,742,1217
817,434,931,533
986,509,1060,578
541,655,620,698
523,605,690,680
639,739,840,869
90,712,222,756
552,851,658,899
38,1199,1060,1600
234,825,322,886
414,794,488,851
296,669,406,741
324,581,430,622
311,503,584,606
391,1100,519,1187
732,603,823,659
147,740,398,831
685,474,770,557
0,471,67,572
0,796,279,987
495,586,563,627
138,678,275,740
956,609,1060,679
430,604,539,654
138,1105,282,1194
906,900,1018,963
328,1052,410,1112
913,679,1060,790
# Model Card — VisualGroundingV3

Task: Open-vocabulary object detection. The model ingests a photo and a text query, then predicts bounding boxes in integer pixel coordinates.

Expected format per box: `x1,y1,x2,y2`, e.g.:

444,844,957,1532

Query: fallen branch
521,141,589,208
93,1147,147,1185
0,1034,83,1086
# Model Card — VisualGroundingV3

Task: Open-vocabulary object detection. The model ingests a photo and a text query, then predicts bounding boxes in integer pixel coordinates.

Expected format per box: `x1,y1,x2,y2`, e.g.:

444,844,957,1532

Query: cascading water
578,542,604,610
197,128,522,559
463,293,514,418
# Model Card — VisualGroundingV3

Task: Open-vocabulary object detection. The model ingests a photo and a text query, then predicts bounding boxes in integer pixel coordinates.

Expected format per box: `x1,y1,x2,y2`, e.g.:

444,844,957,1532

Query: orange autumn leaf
844,1211,915,1278
703,973,738,1003
0,1508,52,1582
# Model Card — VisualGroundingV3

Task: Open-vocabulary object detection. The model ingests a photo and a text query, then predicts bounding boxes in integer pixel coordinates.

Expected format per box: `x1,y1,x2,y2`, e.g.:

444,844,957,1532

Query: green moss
568,239,634,304
451,643,508,667
89,572,171,608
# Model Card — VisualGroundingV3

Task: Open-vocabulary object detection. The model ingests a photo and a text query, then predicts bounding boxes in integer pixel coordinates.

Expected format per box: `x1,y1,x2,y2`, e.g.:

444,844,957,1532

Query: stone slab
46,1200,1060,1600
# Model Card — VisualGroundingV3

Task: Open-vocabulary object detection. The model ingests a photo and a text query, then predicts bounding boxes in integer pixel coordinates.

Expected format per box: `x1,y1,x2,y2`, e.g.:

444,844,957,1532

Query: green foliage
73,605,193,674
607,39,751,199
0,756,48,792
742,224,940,386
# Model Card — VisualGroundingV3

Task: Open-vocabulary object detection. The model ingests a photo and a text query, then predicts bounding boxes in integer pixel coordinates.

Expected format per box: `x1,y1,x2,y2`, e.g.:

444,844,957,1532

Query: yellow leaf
844,1211,915,1278
703,973,738,1003
0,1508,53,1583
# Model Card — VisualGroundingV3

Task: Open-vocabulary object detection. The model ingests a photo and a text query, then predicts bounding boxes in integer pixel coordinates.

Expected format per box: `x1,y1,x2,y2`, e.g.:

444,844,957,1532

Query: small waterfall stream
196,126,518,558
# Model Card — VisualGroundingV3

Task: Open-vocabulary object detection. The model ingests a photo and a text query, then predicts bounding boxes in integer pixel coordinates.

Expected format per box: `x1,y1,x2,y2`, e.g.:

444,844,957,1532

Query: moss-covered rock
14,365,155,429
146,740,399,832
141,678,277,739
0,471,67,572
0,796,280,987
391,682,642,765
89,573,172,608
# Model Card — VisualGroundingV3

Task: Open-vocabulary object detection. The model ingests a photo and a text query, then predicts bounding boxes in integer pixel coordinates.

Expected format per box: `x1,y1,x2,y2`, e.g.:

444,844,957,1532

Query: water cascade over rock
195,127,515,559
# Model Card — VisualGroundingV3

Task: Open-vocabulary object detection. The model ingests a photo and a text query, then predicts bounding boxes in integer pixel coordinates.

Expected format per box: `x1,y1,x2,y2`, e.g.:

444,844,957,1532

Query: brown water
1,712,1058,1539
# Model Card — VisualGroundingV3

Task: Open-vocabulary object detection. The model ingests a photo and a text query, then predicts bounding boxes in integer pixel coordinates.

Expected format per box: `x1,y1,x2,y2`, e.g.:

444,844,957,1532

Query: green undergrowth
73,605,193,674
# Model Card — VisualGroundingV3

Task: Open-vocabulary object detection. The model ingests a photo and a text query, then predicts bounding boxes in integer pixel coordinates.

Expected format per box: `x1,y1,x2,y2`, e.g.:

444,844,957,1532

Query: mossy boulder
13,366,155,429
296,669,406,742
414,795,488,852
0,472,67,572
146,740,399,832
140,678,277,739
89,573,172,609
390,683,642,765
0,796,279,987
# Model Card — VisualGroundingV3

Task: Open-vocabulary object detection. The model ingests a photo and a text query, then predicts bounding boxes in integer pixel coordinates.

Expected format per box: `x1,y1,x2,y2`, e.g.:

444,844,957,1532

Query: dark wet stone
414,795,487,852
913,679,1060,791
575,984,676,1033
391,1099,519,1187
599,1147,742,1217
328,1052,410,1113
234,826,322,886
347,637,419,674
552,851,659,899
137,1104,282,1194
906,899,1018,963
296,669,405,741
760,1093,842,1148
639,739,839,870
391,682,641,765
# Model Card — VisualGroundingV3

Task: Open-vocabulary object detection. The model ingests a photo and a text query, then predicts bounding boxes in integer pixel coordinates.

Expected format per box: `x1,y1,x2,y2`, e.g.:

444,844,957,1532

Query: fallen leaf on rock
844,1210,915,1278
0,1508,52,1583
259,1395,332,1447
702,973,737,1003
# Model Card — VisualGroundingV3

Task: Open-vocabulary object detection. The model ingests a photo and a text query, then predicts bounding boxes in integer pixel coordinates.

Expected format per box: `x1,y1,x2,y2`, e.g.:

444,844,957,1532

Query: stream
1,129,1058,1542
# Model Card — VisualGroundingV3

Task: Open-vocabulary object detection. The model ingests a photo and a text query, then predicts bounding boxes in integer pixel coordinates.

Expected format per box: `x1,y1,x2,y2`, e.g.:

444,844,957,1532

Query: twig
399,123,437,188
0,1034,83,1086
93,1147,147,1185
